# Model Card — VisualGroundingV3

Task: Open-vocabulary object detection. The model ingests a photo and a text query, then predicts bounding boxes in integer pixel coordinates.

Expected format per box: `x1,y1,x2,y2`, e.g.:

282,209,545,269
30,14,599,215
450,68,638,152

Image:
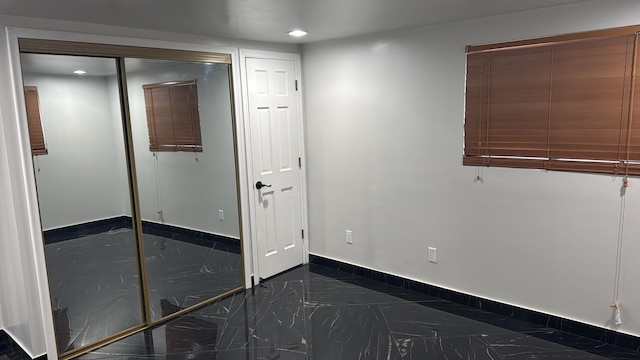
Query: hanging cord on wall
474,166,484,183
611,34,640,324
34,155,41,173
545,49,554,170
611,176,628,326
484,53,491,166
153,151,164,223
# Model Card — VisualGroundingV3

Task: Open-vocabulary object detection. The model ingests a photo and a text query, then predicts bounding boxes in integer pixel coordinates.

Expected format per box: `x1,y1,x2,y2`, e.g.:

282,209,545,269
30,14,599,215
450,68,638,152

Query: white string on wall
153,151,164,223
611,176,628,326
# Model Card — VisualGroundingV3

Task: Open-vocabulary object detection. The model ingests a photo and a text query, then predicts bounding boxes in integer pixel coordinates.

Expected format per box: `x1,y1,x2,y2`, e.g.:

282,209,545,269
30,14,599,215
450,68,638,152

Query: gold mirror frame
19,38,245,360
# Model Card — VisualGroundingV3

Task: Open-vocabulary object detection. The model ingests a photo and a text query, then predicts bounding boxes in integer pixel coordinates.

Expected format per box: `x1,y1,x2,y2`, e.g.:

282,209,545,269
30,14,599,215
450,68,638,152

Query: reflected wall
20,45,244,359
125,59,239,237
22,54,143,354
125,58,242,320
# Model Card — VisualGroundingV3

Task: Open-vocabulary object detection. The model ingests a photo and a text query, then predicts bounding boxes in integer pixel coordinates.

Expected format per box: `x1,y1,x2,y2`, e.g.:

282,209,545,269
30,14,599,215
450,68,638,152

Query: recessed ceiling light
73,70,87,75
287,29,308,38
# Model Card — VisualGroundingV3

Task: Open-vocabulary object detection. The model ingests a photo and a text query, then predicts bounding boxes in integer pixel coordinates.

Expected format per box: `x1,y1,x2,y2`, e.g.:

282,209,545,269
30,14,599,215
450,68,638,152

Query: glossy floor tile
44,229,242,353
70,264,640,360
0,331,34,360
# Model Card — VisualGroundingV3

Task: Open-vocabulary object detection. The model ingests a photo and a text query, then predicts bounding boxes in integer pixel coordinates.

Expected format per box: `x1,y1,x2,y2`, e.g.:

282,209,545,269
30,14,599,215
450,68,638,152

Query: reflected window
143,80,202,152
24,86,48,155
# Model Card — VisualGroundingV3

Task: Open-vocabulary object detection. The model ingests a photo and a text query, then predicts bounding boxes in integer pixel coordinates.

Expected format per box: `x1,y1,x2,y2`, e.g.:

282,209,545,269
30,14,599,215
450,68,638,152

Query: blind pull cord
612,34,638,323
34,156,41,173
153,151,164,222
546,49,554,168
611,176,628,325
478,53,488,149
485,54,491,164
625,34,639,179
612,33,639,325
474,166,483,183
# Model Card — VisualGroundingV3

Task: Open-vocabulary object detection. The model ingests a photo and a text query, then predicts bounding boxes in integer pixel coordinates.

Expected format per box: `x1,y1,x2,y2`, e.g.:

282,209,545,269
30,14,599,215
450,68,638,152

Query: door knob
255,181,272,190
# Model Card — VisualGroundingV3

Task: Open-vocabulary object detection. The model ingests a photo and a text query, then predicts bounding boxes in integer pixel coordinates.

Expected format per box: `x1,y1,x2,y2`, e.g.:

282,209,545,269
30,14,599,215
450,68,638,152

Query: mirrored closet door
124,58,243,321
18,41,244,360
125,58,243,320
21,53,144,355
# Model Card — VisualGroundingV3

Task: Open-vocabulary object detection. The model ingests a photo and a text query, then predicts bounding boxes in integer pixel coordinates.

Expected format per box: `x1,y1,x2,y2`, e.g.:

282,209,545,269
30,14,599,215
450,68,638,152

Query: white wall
302,0,640,337
21,64,240,238
24,66,240,238
0,26,50,358
23,73,129,230
0,17,299,359
0,121,5,335
0,106,35,351
125,62,240,238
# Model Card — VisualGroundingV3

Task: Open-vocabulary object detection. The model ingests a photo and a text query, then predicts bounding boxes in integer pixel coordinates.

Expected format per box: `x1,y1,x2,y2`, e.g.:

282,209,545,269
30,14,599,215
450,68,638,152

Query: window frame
142,79,203,153
464,25,640,176
23,85,48,156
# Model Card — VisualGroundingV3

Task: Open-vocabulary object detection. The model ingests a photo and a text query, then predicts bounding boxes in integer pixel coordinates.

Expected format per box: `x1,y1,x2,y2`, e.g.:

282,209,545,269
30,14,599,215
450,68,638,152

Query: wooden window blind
143,80,202,152
24,86,48,156
464,27,640,176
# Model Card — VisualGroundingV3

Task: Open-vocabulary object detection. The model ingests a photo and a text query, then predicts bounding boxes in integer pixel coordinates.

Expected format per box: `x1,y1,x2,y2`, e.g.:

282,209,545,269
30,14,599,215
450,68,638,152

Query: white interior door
245,57,304,280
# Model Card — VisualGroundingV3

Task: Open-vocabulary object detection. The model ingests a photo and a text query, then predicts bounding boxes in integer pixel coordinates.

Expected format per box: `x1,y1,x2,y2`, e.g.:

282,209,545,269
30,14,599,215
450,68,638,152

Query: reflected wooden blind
464,29,640,175
24,86,48,156
143,80,202,152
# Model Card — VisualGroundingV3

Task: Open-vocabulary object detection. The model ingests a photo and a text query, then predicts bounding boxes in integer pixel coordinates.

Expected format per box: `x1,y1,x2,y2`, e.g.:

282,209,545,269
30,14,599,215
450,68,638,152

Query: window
24,86,48,156
143,80,202,152
464,26,640,176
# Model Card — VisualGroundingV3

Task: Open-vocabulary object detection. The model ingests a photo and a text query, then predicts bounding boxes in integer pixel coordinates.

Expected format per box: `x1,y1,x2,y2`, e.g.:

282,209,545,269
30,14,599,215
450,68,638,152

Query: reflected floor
44,229,242,354
74,264,640,360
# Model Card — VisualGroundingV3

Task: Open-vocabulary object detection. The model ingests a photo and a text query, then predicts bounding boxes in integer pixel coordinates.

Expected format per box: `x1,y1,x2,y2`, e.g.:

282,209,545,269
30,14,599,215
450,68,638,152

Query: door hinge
295,80,299,91
298,157,302,169
301,229,304,239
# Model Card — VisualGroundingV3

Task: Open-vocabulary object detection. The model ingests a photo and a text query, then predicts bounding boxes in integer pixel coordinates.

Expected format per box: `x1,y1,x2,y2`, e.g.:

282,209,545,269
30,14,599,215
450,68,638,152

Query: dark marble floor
44,229,243,354
57,264,640,360
0,332,27,360
3,264,639,359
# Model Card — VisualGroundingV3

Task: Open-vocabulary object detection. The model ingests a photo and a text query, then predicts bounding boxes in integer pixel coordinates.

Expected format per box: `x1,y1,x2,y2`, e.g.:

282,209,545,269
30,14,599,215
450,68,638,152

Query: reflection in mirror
20,53,144,353
76,295,250,360
124,58,243,321
75,278,308,360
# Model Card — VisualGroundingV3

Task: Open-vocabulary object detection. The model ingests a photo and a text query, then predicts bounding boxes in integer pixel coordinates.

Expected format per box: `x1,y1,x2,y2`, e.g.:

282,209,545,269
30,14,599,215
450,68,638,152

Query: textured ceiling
0,0,590,44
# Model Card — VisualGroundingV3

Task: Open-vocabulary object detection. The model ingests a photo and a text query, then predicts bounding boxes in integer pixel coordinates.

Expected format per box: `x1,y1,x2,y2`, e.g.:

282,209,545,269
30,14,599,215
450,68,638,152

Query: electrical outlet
428,247,438,263
345,230,353,244
218,210,224,221
156,210,163,221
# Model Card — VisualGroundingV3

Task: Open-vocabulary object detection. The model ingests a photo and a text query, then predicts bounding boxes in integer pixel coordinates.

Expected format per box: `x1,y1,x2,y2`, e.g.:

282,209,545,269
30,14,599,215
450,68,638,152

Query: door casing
239,49,309,283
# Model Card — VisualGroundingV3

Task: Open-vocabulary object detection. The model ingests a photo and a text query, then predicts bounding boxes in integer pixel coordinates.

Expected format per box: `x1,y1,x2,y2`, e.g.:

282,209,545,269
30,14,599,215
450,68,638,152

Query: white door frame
239,49,309,284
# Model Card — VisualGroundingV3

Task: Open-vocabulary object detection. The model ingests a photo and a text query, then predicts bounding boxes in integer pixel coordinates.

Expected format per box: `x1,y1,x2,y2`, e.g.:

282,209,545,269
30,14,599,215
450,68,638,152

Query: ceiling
0,0,590,44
